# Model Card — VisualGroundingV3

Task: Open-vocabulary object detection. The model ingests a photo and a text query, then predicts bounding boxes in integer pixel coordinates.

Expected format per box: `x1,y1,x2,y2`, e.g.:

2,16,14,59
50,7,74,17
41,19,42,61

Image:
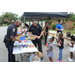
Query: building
50,20,75,30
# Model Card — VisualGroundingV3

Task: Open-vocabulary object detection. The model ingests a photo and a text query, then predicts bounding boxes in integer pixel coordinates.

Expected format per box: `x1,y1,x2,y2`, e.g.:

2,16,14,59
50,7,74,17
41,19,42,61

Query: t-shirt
56,23,63,33
59,38,64,49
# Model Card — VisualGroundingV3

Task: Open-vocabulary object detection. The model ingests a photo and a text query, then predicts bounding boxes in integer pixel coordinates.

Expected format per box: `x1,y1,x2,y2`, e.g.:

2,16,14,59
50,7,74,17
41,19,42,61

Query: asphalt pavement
0,27,75,62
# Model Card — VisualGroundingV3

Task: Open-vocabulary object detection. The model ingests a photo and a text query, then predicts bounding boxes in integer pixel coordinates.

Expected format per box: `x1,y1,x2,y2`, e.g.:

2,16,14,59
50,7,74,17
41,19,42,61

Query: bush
52,23,58,30
72,26,74,29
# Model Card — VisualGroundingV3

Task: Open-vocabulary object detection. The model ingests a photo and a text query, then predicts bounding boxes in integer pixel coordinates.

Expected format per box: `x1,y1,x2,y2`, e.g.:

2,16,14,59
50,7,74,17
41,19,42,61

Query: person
55,33,64,62
44,22,49,45
11,20,15,25
46,36,54,62
5,20,25,62
68,35,75,61
56,20,64,40
28,19,44,60
24,23,29,32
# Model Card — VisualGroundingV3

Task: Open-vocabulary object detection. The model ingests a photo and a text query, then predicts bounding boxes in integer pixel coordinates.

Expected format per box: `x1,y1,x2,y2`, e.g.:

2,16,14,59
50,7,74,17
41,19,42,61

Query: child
46,36,54,62
55,33,64,62
68,35,75,61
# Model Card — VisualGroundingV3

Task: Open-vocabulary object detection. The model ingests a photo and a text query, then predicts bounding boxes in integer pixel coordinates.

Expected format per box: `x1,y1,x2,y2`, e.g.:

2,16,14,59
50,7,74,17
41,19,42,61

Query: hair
51,36,54,41
45,22,49,26
59,33,63,37
58,20,62,23
71,35,75,41
32,19,37,22
25,23,29,27
45,22,49,24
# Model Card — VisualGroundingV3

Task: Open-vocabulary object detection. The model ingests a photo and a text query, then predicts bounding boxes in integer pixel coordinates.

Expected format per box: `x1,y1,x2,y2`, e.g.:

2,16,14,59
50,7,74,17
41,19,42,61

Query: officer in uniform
29,19,44,60
5,20,25,62
11,20,15,25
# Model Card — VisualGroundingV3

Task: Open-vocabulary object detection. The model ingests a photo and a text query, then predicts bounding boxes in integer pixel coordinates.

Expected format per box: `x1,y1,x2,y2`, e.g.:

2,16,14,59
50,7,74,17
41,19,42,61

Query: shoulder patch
13,28,15,32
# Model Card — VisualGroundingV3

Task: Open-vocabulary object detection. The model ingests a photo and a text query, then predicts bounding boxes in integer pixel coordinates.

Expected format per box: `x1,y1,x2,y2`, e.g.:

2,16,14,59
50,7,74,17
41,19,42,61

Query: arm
56,28,62,31
37,30,44,39
28,32,32,37
68,41,74,48
10,36,21,43
55,38,59,43
44,26,46,35
16,30,26,36
47,47,53,52
37,26,44,39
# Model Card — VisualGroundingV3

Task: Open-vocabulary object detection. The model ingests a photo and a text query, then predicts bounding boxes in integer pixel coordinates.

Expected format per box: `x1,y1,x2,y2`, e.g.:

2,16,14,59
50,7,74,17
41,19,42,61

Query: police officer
29,19,44,60
6,20,25,62
11,20,15,25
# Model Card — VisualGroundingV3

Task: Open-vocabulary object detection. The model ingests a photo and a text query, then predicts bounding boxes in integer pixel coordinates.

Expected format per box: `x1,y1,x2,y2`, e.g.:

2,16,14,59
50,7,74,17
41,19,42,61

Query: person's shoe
60,60,62,62
57,60,59,62
41,57,43,60
69,59,73,62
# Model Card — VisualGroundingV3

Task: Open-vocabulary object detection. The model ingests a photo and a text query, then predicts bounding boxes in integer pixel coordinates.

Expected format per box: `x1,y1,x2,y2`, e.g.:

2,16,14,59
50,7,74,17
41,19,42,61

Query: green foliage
52,23,57,30
0,12,19,25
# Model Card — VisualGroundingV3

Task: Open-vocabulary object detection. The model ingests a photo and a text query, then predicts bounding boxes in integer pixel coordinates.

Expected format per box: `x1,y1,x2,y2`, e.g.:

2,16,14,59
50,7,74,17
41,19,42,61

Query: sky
0,12,23,17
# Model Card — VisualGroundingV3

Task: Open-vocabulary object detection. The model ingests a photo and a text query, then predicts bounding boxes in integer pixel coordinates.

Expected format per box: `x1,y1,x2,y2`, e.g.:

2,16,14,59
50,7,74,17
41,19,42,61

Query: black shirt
59,38,64,49
29,24,43,36
46,26,48,33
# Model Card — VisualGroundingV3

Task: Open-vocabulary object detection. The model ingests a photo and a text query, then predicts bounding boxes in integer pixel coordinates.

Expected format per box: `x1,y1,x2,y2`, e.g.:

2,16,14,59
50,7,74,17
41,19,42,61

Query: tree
0,12,19,25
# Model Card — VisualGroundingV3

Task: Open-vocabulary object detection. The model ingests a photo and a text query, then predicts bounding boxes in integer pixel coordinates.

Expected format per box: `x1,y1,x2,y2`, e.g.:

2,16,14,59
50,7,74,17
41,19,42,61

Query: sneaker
69,59,73,62
68,57,71,60
57,60,59,62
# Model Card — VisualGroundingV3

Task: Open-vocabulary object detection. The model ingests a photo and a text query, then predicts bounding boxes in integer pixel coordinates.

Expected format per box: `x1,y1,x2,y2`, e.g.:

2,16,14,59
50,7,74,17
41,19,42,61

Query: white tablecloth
13,47,38,54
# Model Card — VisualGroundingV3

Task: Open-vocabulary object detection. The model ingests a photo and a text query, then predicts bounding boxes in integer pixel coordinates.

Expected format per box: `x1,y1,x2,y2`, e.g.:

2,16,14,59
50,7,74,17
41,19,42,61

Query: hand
30,34,32,37
60,29,63,31
60,40,61,42
37,36,41,39
67,43,70,46
45,33,46,36
23,30,26,33
18,40,21,43
47,50,49,52
55,37,57,40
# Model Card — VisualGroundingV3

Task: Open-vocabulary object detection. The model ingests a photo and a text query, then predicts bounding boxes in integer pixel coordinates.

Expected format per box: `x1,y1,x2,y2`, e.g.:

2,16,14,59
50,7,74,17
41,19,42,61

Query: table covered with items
13,33,39,62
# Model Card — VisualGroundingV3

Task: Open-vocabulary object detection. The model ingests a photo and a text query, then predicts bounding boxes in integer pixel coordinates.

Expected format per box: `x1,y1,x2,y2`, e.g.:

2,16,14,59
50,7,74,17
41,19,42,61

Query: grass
49,29,75,35
0,25,8,27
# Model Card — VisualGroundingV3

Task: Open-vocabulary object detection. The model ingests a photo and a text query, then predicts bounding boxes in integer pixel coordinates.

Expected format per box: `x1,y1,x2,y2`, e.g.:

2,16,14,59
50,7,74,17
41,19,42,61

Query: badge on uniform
37,26,38,28
13,28,15,32
31,28,33,29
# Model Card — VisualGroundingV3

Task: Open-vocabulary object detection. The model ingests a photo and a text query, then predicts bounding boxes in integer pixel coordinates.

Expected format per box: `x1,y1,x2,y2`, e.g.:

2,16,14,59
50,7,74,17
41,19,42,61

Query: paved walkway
0,27,75,62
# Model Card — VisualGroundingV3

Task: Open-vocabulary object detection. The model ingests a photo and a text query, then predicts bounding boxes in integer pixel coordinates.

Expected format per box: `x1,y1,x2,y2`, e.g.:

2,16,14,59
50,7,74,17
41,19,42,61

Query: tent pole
24,16,25,23
68,18,70,32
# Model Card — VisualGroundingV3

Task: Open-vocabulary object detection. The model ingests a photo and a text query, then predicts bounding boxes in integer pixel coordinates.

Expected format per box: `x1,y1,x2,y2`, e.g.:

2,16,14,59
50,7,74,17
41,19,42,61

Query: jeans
59,49,63,61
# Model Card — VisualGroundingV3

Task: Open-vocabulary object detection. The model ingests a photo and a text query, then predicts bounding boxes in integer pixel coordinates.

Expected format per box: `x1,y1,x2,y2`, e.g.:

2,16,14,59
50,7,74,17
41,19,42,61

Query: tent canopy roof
21,12,70,21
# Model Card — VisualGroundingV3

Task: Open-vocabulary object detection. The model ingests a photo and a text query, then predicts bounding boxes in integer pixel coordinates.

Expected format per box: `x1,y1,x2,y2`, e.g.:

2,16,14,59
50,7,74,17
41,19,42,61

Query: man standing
5,20,25,62
11,20,15,25
28,19,44,59
56,20,64,40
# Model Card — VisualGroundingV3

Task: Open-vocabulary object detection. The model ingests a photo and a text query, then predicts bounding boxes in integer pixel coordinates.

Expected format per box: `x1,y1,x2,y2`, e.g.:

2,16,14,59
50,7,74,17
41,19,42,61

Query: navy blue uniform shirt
6,24,17,47
29,24,43,36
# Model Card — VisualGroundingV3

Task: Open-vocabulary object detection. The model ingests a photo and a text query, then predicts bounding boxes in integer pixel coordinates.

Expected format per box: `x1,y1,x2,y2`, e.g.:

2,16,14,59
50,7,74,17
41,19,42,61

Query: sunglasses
33,23,37,24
